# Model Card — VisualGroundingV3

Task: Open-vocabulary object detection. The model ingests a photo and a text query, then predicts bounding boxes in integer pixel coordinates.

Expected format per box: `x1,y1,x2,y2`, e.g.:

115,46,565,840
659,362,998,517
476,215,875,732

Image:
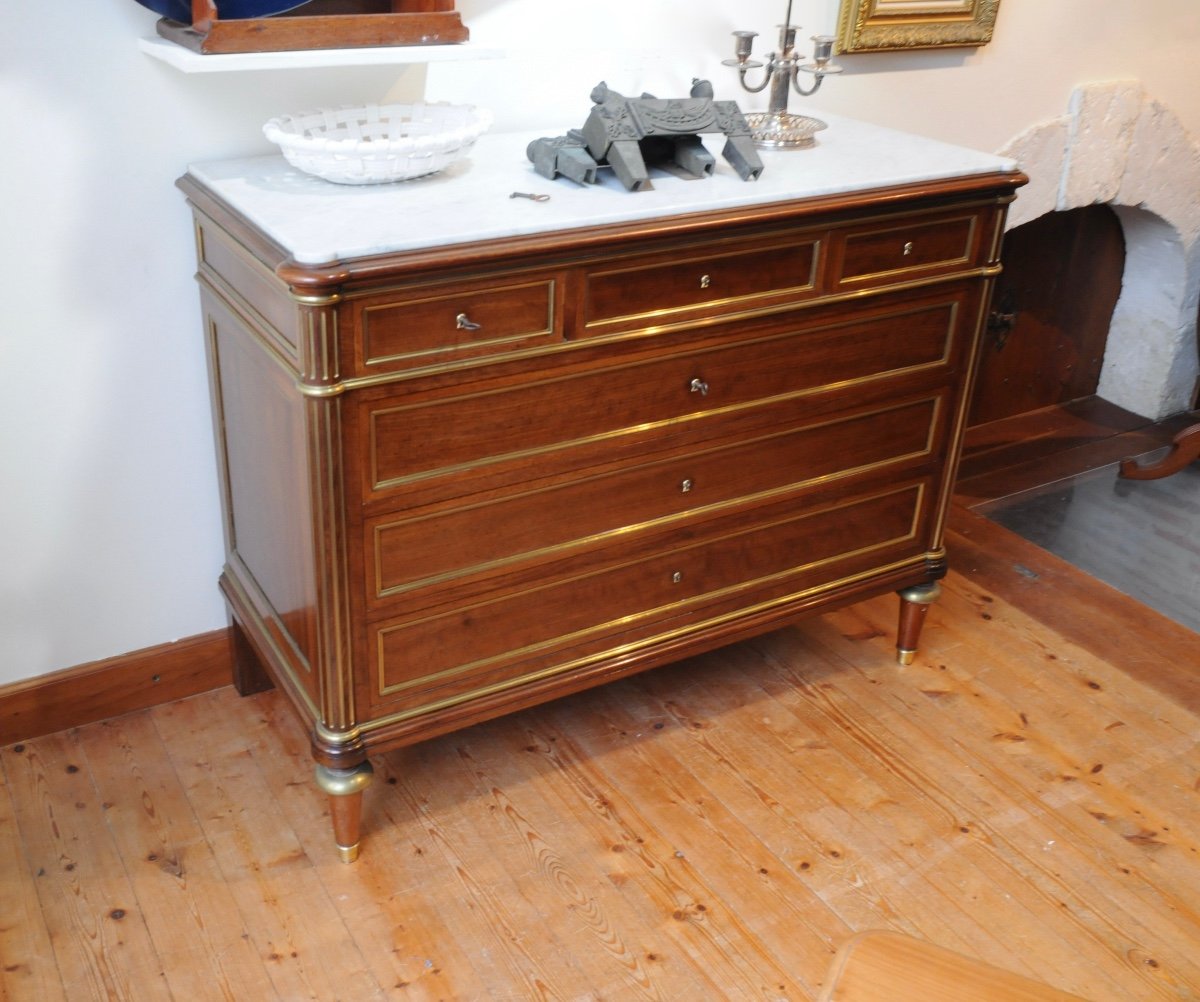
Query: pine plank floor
3,401,1198,1001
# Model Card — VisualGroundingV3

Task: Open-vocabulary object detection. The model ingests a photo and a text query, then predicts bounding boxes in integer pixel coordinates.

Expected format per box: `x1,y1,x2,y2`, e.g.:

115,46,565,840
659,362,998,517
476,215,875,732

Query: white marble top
186,114,1019,266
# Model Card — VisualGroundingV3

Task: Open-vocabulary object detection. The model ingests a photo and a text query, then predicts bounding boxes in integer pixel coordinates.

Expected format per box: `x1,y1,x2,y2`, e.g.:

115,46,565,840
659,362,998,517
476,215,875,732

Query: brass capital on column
314,760,374,798
897,581,942,607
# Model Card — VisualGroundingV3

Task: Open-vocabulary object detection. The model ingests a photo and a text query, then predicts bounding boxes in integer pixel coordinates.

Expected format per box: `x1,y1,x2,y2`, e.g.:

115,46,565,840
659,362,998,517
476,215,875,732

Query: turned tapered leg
895,581,942,665
314,761,374,863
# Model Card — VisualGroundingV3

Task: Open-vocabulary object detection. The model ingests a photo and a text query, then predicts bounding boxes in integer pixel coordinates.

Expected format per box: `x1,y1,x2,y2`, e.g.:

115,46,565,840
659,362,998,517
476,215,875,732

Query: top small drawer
581,236,819,337
831,210,980,290
350,273,562,375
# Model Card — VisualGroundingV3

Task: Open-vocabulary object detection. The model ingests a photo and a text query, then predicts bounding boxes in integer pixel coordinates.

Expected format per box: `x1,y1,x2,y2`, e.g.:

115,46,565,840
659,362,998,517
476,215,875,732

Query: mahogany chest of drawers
180,128,1023,860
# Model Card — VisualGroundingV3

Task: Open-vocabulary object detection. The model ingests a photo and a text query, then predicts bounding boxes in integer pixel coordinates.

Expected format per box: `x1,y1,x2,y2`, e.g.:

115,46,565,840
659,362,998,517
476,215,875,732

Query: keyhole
902,241,914,256
700,274,712,289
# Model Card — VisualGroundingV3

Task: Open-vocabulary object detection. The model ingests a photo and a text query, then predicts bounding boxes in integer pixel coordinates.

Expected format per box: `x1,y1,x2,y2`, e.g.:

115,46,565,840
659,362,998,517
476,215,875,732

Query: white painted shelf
138,35,502,73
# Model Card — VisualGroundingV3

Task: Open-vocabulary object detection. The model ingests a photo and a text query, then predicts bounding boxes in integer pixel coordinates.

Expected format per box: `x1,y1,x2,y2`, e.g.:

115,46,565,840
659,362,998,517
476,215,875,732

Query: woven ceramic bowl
263,102,493,185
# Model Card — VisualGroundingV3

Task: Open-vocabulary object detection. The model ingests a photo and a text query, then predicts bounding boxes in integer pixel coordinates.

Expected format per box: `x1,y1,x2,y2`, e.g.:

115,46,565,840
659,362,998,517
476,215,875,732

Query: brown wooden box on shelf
157,0,467,55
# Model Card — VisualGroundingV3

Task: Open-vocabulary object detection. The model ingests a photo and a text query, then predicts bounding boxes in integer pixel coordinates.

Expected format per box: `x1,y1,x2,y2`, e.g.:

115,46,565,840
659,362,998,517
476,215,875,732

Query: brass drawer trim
366,297,962,494
372,482,925,699
368,395,943,601
833,212,979,287
359,278,559,369
266,266,997,399
582,237,821,333
361,548,929,728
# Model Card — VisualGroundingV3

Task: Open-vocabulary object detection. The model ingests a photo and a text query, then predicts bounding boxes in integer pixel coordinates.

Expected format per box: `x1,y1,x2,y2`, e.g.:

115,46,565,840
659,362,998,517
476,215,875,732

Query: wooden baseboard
0,629,233,746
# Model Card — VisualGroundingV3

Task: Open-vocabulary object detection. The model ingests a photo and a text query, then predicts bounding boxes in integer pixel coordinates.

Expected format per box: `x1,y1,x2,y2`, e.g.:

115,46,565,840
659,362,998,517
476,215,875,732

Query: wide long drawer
360,288,971,508
366,394,943,606
366,481,929,715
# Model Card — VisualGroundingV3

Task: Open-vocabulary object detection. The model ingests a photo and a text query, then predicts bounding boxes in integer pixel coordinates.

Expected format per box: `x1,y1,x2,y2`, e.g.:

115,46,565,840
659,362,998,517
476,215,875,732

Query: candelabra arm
791,67,825,98
736,61,775,95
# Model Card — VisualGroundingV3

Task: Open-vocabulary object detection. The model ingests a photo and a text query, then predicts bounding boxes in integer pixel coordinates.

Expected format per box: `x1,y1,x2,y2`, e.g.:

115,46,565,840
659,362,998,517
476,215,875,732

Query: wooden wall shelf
138,33,501,72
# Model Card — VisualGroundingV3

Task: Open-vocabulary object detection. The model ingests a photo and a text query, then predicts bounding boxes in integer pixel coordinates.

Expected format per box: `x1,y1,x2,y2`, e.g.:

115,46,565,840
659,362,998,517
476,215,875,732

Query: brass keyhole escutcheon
902,241,914,256
689,377,709,396
672,571,683,584
680,478,694,493
700,274,712,289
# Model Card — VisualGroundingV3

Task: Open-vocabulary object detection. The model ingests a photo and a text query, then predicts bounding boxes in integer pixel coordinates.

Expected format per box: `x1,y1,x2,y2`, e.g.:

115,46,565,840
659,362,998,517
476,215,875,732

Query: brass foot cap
336,842,361,864
896,648,916,666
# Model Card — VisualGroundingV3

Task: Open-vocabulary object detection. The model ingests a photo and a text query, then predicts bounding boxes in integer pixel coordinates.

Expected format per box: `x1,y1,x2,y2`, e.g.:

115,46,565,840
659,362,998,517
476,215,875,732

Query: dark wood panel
956,397,1195,506
834,211,977,287
369,396,942,601
354,274,562,373
370,483,927,713
366,292,965,494
582,236,819,334
969,206,1124,426
208,295,320,690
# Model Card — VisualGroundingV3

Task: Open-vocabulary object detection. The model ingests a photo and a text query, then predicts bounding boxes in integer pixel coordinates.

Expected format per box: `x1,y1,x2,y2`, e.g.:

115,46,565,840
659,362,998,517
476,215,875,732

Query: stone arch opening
999,81,1200,419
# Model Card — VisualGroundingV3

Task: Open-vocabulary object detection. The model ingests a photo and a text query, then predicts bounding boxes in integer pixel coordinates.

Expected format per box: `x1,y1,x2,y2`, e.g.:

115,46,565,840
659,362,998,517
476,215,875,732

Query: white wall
2,0,1198,687
434,0,1200,147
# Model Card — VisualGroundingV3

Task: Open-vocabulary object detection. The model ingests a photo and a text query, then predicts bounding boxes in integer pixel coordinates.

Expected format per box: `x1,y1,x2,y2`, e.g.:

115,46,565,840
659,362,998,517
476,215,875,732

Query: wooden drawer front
368,396,941,603
354,277,559,373
367,293,963,501
582,238,819,336
833,212,978,289
368,483,926,712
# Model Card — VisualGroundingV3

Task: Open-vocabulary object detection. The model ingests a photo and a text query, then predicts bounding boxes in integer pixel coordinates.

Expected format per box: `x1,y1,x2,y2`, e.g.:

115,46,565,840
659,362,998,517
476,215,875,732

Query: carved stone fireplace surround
999,81,1200,421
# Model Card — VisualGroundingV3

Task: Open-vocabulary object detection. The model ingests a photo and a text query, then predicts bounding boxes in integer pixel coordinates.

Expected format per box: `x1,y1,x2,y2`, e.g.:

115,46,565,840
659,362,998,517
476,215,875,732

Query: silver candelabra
723,0,842,148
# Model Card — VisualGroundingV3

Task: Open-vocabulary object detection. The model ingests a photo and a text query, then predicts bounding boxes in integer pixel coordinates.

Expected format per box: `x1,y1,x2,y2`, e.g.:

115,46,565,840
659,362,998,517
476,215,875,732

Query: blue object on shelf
133,0,309,22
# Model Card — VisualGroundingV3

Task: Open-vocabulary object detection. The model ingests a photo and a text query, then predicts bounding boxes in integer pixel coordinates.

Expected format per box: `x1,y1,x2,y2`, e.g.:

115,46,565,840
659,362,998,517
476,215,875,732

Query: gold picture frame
837,0,1001,53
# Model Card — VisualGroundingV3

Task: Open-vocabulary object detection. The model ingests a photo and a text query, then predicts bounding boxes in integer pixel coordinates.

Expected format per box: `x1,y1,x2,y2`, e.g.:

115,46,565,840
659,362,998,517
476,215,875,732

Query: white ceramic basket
263,102,493,185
